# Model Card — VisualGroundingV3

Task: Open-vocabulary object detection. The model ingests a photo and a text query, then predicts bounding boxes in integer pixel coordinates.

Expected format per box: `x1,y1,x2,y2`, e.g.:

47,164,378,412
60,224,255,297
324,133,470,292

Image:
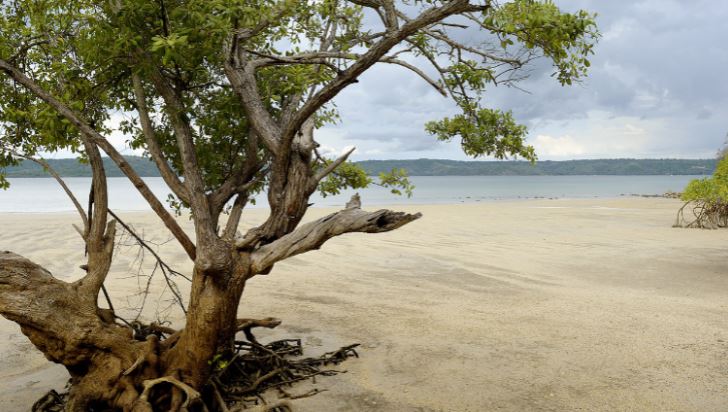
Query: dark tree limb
249,195,421,273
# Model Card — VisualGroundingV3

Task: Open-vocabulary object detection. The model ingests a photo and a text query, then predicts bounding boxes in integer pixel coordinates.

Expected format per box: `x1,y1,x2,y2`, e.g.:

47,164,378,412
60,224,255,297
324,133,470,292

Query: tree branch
222,193,249,240
0,58,197,260
249,195,421,273
224,49,282,155
82,137,109,248
209,131,263,217
7,150,88,232
131,73,190,205
309,146,356,191
77,220,117,299
283,0,473,142
148,69,218,245
251,51,447,96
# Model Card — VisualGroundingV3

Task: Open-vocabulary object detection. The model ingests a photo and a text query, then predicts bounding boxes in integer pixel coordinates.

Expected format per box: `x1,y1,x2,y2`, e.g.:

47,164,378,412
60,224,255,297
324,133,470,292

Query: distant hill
2,156,161,177
1,156,717,177
357,158,716,176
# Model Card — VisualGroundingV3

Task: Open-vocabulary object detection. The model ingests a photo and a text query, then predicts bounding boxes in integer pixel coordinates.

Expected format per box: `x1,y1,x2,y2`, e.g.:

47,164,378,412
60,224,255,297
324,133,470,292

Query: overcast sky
94,1,727,162
313,0,728,161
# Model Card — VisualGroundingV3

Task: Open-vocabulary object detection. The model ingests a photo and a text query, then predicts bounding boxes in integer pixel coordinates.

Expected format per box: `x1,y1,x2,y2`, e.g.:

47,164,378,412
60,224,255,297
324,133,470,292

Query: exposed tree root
674,200,728,229
32,390,67,412
32,321,359,412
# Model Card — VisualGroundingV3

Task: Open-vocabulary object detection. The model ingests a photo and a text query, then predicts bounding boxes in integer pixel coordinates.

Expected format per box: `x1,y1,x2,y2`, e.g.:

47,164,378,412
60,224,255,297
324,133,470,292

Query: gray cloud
320,0,728,160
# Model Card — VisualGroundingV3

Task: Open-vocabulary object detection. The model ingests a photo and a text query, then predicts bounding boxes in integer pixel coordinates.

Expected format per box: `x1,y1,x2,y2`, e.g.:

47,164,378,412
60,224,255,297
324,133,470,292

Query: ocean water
0,175,700,213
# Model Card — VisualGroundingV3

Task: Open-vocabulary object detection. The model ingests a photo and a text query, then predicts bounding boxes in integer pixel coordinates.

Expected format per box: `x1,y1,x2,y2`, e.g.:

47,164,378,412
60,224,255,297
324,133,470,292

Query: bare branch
222,194,248,240
249,195,421,273
251,51,446,96
137,376,202,410
148,70,219,245
378,56,447,96
77,220,116,299
209,132,264,217
283,0,475,142
382,0,400,31
131,73,190,204
82,136,109,248
310,146,356,190
224,49,282,155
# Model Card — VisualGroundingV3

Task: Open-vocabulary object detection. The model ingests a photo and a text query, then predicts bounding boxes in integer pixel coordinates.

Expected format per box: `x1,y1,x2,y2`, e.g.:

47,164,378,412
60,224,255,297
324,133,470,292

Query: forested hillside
358,158,715,176
3,157,716,177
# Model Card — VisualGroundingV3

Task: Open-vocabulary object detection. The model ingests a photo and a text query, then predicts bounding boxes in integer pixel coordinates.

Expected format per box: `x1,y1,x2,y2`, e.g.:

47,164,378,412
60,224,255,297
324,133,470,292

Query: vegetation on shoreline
3,157,716,178
675,156,728,228
358,158,716,176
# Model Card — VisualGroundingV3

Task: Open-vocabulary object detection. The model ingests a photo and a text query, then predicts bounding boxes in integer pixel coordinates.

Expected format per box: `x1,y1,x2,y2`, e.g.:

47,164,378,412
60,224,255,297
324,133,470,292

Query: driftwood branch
137,376,203,411
249,195,421,273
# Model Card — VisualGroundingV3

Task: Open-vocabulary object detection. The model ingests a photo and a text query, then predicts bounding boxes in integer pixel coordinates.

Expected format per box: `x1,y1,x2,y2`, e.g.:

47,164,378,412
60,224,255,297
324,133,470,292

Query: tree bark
0,251,148,410
162,251,251,389
0,250,246,410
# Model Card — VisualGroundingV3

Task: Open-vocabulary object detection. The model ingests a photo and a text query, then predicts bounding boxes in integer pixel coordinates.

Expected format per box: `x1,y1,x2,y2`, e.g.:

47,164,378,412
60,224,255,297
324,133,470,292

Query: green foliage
421,0,597,162
0,0,598,202
681,157,728,204
378,168,414,197
318,161,372,197
425,109,534,161
677,156,728,228
316,160,414,198
484,0,598,86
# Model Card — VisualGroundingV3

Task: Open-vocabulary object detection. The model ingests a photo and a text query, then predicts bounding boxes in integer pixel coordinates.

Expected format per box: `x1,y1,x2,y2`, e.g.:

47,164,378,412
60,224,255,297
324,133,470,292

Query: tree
675,142,728,229
0,1,597,410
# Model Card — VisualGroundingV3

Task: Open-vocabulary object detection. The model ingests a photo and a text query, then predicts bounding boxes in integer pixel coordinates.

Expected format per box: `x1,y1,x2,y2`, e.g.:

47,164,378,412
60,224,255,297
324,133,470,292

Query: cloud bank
318,0,728,160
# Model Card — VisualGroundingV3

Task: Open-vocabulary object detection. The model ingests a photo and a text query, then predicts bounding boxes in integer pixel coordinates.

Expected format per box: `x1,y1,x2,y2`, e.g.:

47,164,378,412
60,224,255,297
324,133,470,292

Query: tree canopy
1,0,597,195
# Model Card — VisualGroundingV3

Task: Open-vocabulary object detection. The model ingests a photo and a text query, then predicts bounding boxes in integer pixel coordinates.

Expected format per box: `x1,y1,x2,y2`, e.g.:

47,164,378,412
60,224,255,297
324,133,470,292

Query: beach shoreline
1,197,727,411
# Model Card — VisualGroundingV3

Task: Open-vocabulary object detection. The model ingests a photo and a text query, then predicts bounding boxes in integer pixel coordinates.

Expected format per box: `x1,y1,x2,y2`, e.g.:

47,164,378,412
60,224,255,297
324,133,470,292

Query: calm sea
0,175,700,213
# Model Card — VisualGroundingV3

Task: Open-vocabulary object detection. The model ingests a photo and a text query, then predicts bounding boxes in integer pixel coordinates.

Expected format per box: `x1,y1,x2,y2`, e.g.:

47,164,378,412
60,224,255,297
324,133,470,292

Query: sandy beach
1,197,727,411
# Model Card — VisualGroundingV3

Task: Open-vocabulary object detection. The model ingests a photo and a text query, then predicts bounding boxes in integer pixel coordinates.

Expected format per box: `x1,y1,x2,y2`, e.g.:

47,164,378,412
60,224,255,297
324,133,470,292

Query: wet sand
1,198,727,411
